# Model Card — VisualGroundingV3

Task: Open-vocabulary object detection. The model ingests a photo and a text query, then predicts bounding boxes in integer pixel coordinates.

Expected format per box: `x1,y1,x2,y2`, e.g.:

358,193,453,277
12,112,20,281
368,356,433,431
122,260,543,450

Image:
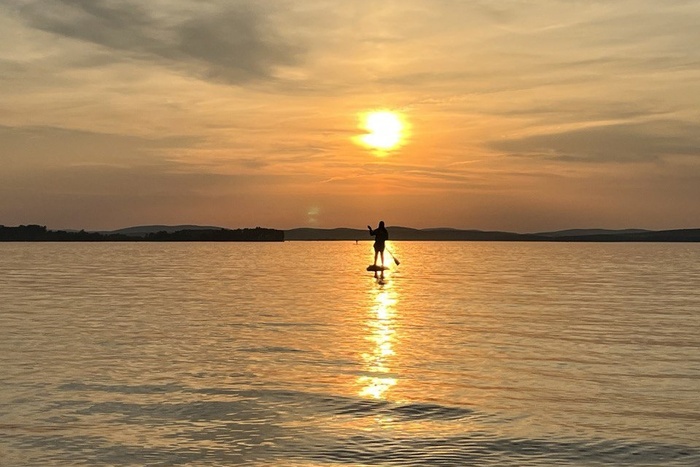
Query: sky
1,0,699,232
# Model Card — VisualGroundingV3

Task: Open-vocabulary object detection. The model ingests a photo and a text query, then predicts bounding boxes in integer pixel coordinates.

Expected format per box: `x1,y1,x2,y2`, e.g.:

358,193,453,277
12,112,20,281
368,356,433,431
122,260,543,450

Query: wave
3,383,696,466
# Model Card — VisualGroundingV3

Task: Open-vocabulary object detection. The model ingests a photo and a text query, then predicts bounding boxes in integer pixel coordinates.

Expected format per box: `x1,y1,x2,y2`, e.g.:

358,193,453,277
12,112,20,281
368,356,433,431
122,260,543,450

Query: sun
356,110,406,152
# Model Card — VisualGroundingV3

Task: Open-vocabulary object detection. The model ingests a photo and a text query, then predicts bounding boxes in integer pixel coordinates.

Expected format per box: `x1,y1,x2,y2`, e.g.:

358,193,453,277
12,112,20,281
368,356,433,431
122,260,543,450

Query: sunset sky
1,0,699,232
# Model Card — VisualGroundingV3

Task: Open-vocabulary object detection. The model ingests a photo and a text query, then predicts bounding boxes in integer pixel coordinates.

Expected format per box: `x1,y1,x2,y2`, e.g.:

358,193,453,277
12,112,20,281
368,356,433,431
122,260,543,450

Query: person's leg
380,250,385,267
373,250,379,266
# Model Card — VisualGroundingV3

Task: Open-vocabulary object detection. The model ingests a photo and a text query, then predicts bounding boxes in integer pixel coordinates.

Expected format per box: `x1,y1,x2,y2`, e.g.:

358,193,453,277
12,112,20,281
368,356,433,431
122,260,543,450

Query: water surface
1,242,699,465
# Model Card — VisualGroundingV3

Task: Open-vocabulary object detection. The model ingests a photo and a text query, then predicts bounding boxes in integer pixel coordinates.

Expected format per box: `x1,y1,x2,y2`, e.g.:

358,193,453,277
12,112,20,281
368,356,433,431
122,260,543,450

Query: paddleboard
367,265,390,271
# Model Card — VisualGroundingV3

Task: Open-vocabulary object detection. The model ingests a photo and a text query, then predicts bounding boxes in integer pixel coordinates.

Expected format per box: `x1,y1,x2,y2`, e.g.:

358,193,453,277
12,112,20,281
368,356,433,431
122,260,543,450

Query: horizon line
5,223,700,235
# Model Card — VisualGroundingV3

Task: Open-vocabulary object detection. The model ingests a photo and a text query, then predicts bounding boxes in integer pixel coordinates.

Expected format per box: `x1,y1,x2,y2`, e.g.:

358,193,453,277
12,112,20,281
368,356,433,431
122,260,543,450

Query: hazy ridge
2,224,699,242
284,226,700,242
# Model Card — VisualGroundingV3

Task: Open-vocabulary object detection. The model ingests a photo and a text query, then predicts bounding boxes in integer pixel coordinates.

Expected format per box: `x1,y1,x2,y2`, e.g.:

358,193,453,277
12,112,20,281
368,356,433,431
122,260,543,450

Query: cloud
2,1,700,230
491,120,700,163
0,123,324,229
13,0,302,85
0,155,308,229
0,124,200,169
318,161,504,195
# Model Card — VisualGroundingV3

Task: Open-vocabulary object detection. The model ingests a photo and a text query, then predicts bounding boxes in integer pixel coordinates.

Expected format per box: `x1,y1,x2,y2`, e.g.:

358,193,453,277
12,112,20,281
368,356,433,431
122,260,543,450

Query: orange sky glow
1,1,699,232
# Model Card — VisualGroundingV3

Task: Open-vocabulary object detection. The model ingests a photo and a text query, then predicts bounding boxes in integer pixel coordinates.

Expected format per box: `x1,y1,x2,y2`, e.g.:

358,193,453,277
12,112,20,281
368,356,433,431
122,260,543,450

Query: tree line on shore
0,225,284,242
2,224,699,242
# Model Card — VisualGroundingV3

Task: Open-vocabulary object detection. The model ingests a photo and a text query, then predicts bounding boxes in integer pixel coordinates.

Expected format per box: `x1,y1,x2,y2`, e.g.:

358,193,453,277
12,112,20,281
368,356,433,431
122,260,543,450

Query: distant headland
285,226,700,242
0,225,284,242
2,224,700,242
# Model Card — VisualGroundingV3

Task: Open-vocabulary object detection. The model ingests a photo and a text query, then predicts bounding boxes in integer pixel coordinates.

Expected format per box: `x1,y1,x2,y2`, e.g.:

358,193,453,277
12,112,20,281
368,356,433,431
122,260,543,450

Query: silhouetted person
368,221,389,267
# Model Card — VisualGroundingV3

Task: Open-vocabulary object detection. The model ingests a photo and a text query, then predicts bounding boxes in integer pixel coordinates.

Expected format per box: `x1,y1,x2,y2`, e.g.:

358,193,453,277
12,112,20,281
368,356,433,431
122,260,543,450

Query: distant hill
285,228,367,241
549,229,700,242
142,227,283,242
284,227,700,242
535,228,650,238
106,225,517,241
0,225,283,242
103,225,223,237
3,224,699,242
389,227,542,241
287,227,544,241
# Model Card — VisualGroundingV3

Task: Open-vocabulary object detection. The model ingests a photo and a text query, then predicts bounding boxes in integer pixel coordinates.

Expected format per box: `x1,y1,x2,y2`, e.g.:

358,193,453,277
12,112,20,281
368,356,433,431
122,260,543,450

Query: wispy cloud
491,121,700,163
0,124,201,169
13,0,302,85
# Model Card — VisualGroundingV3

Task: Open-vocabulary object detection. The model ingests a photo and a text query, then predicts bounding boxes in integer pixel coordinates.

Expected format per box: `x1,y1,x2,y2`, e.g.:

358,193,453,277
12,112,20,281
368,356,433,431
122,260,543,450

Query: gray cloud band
491,121,700,164
15,0,301,85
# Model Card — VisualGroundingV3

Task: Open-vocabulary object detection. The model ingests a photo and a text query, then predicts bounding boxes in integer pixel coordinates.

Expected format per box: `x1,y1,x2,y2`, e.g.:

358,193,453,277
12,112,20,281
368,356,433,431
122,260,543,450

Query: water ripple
1,242,699,466
2,383,698,465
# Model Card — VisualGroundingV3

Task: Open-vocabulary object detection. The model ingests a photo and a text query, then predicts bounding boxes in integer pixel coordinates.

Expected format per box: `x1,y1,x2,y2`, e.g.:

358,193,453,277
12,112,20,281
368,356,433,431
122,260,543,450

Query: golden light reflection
354,110,408,153
358,284,398,399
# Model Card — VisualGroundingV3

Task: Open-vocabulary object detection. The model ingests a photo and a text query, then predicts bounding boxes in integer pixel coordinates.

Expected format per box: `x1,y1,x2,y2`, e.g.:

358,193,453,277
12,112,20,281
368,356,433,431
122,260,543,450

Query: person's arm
368,225,375,236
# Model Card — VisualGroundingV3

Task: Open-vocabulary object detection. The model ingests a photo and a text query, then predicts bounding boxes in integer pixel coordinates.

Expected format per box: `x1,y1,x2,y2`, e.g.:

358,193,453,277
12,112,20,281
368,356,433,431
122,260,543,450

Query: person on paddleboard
368,221,389,267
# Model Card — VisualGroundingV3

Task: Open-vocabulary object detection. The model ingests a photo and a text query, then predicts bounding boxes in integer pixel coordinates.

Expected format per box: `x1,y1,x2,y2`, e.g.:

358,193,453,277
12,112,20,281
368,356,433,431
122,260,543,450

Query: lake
1,242,699,466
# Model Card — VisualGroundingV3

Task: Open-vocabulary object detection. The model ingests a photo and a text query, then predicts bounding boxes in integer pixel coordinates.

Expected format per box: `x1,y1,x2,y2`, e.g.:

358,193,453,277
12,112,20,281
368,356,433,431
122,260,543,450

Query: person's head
379,221,385,228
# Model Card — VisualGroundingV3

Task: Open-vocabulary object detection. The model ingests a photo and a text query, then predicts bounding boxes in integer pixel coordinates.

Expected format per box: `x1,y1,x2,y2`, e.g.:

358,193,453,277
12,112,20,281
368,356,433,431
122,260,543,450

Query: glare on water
358,286,398,400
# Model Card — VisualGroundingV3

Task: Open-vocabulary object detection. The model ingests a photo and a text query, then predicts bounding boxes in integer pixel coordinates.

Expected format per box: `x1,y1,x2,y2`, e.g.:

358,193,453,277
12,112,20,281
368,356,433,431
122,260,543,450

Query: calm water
1,242,699,466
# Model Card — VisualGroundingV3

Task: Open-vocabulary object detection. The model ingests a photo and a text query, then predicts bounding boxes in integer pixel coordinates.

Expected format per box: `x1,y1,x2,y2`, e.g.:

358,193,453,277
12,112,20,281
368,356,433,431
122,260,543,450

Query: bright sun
356,111,406,152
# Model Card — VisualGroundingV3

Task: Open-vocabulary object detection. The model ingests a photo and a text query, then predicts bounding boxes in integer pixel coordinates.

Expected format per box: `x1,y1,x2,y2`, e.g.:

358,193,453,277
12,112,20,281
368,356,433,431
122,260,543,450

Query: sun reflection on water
358,282,398,400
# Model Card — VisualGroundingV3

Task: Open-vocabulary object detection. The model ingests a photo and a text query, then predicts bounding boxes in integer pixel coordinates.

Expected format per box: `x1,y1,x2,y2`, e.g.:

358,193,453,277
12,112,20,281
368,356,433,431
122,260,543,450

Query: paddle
386,247,400,266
